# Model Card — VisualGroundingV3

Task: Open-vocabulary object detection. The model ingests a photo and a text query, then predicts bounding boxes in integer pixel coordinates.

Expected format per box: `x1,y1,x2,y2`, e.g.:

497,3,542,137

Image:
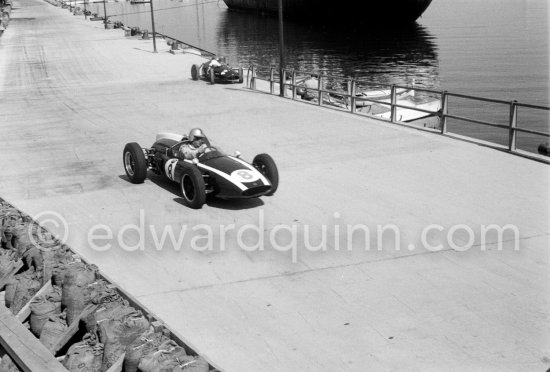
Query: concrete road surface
1,0,549,370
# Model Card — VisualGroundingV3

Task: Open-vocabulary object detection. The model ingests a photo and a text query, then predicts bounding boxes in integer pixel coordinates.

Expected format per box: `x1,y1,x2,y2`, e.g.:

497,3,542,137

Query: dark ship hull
223,0,433,23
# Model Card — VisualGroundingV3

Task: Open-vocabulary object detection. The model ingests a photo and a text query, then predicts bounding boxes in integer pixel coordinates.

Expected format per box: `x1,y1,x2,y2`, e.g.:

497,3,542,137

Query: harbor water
89,0,549,154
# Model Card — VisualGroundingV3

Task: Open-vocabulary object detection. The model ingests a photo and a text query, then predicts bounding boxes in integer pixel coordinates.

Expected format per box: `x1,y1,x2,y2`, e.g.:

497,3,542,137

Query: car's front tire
180,166,206,209
191,64,199,81
253,153,279,196
123,142,147,184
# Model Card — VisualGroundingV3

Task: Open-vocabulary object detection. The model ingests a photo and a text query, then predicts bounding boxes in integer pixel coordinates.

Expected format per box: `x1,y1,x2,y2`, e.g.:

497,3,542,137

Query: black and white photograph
0,0,548,370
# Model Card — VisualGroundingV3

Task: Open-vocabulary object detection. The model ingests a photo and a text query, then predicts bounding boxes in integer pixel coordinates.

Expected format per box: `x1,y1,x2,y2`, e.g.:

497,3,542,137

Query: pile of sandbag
0,0,11,35
0,199,214,372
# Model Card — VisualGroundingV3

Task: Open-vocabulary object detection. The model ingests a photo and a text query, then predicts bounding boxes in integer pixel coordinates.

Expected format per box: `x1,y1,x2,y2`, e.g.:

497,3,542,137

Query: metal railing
247,66,550,163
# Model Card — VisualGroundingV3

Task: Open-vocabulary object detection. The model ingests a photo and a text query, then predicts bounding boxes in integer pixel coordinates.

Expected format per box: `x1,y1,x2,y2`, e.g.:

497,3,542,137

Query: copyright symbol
28,211,69,248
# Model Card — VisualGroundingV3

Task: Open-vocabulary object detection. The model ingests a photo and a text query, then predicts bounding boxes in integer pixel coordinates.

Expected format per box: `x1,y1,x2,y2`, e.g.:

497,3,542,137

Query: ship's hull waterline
222,0,433,23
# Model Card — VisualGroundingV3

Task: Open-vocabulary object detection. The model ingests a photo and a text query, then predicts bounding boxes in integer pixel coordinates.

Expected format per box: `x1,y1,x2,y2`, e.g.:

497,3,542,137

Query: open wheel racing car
191,62,244,84
123,133,278,209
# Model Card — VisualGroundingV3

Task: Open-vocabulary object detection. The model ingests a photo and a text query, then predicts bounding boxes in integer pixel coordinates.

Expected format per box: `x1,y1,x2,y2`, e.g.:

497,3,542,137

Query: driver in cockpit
179,128,211,160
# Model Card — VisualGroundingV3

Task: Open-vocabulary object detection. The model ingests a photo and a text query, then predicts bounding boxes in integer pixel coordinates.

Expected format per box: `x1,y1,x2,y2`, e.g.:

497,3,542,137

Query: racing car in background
123,132,278,209
191,60,244,84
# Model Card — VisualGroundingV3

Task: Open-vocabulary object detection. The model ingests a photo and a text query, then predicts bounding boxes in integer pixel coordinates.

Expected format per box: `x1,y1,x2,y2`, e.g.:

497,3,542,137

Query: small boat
294,79,413,108
358,96,441,122
354,87,413,107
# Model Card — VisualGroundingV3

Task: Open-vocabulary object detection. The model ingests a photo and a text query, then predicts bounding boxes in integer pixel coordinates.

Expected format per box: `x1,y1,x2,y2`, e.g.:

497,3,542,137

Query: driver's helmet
189,128,206,143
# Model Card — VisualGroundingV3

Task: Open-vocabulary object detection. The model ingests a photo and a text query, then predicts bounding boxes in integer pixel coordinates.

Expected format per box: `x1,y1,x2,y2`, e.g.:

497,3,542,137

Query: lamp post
131,0,157,53
278,0,285,97
149,0,157,53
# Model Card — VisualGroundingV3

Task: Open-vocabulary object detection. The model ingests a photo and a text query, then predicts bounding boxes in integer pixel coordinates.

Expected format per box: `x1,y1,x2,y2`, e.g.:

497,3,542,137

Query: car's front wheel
253,153,279,196
123,142,147,184
180,166,206,209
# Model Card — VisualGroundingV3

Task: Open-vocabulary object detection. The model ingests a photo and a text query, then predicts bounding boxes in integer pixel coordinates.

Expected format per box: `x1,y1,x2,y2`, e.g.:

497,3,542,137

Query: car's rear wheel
209,68,215,84
180,166,206,209
123,142,147,184
253,153,279,196
191,64,199,81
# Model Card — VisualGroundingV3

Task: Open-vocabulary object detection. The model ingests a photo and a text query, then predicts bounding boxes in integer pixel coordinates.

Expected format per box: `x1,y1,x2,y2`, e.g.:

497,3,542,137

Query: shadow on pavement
119,174,265,210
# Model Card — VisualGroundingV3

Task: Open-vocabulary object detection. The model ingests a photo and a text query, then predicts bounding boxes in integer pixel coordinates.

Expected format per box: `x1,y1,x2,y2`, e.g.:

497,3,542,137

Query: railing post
281,69,287,97
102,0,107,29
508,100,518,151
318,73,324,106
251,66,256,90
390,85,397,122
269,67,274,95
440,91,448,134
350,78,356,114
291,71,297,100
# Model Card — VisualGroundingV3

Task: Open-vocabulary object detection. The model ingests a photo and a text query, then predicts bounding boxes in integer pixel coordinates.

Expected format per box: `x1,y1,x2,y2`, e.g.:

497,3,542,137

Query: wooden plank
50,304,97,354
49,303,97,354
16,281,53,322
0,303,67,372
0,260,23,289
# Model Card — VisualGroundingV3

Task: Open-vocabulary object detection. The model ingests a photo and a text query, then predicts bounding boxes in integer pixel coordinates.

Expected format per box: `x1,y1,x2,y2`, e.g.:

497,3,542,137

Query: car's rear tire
191,64,199,81
253,153,279,196
238,67,243,84
209,67,215,84
180,165,206,209
123,142,147,184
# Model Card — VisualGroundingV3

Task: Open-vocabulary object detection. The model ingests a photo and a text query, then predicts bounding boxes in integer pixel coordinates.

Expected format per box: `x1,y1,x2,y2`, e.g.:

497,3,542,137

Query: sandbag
0,257,16,278
40,248,56,285
29,294,61,337
62,262,97,287
123,329,168,372
11,225,37,256
99,313,149,371
51,246,78,286
52,262,68,287
22,246,43,273
0,354,20,372
87,281,120,305
172,356,210,372
0,249,18,278
39,312,68,350
47,285,62,304
4,278,17,308
137,340,189,372
10,273,41,315
0,227,15,250
63,333,103,372
83,300,133,333
62,262,98,325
